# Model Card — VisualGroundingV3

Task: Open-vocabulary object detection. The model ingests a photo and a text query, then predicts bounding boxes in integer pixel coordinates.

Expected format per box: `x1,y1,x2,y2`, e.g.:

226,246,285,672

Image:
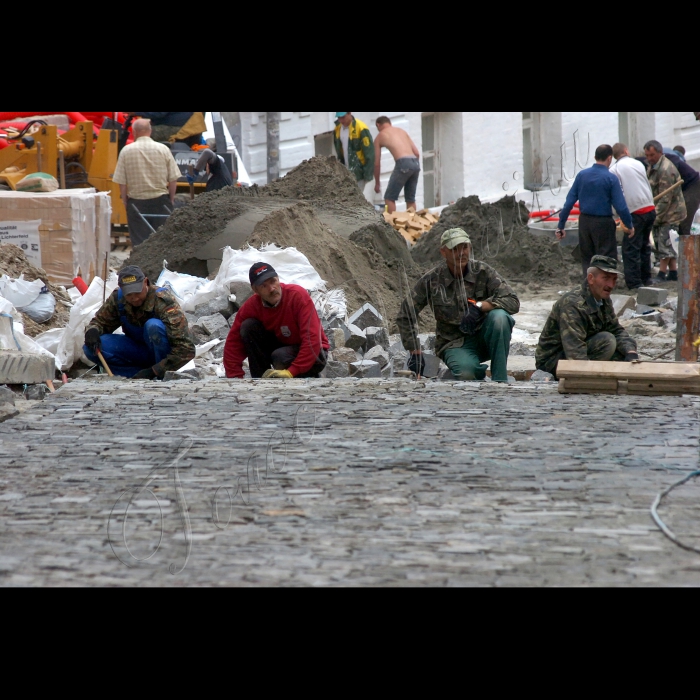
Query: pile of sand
0,244,71,337
412,196,581,286
127,157,420,327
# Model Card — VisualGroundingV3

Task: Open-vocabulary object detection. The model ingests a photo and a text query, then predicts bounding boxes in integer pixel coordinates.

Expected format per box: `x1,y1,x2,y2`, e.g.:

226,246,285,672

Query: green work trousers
443,309,515,383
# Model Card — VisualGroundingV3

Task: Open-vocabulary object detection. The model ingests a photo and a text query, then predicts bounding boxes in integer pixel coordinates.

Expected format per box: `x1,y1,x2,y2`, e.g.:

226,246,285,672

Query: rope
651,470,700,555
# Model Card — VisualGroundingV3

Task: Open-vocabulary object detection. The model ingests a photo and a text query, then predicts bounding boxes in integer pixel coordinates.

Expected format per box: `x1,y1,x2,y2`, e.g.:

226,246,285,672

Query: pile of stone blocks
186,295,239,359
322,303,448,380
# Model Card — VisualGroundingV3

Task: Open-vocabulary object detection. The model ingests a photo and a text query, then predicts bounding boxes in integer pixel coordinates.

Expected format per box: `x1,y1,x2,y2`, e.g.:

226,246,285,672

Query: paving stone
0,376,698,588
349,360,382,378
0,385,16,406
328,329,346,351
348,303,383,331
531,370,556,383
24,384,48,400
194,296,235,321
229,281,253,306
193,314,229,337
344,324,367,351
365,327,390,352
612,295,637,316
364,346,389,369
0,405,19,422
0,352,55,385
636,287,668,307
391,355,408,374
321,361,350,379
422,353,442,379
333,347,360,364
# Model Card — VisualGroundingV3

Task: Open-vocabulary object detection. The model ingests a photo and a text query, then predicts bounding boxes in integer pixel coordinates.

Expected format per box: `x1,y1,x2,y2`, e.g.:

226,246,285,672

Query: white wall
238,111,699,212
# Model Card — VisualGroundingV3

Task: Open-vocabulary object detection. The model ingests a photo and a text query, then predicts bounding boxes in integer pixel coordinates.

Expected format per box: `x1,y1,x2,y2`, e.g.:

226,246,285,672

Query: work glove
407,353,426,378
625,353,640,362
132,368,157,381
85,328,101,354
459,302,483,337
262,369,294,379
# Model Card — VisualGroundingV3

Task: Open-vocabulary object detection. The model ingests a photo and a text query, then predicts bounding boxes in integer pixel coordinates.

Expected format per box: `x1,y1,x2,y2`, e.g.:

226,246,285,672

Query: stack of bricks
384,209,440,245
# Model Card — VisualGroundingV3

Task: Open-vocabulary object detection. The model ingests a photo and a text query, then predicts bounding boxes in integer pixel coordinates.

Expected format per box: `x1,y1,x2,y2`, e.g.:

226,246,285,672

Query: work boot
656,271,668,282
643,279,657,287
668,271,678,282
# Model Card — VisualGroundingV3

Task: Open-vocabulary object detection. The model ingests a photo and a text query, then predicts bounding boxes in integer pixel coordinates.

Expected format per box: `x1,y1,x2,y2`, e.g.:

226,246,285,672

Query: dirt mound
412,195,580,285
247,203,412,324
0,244,71,337
127,191,247,279
238,156,375,210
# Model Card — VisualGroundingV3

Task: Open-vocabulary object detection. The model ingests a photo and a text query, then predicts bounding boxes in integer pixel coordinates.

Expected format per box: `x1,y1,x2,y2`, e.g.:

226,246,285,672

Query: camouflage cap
441,228,471,250
590,256,620,274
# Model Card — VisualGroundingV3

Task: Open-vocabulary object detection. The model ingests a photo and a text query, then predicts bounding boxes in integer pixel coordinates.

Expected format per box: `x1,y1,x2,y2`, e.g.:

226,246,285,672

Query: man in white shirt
113,119,182,247
610,143,657,290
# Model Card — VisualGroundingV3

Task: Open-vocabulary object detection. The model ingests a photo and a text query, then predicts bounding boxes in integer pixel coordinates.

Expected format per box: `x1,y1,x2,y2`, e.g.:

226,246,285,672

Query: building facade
228,112,700,212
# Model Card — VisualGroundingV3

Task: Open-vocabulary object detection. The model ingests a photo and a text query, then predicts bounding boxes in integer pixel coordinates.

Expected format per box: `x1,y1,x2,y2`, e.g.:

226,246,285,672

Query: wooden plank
557,360,700,381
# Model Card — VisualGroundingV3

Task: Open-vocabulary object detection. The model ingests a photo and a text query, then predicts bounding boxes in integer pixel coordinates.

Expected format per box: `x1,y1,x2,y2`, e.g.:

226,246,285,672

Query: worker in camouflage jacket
644,140,687,282
84,266,196,380
536,256,638,377
396,228,520,382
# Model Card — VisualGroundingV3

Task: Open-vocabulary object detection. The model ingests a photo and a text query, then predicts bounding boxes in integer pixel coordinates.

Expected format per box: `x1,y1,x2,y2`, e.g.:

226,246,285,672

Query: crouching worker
83,266,196,380
536,256,639,378
224,262,329,379
396,229,520,382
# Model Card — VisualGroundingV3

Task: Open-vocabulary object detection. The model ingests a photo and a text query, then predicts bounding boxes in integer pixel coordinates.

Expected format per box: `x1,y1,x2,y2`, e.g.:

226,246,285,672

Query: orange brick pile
383,209,440,245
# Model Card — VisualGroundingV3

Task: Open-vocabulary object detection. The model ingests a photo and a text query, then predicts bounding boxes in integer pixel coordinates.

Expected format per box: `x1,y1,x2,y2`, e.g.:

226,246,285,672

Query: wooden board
557,360,700,381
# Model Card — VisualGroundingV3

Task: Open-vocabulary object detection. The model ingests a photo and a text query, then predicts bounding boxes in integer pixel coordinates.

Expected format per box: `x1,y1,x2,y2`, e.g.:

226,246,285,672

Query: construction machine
0,119,128,225
0,112,241,229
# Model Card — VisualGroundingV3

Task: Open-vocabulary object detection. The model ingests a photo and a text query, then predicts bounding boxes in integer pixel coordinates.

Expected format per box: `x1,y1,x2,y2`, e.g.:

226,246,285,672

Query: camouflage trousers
546,332,626,377
654,224,678,260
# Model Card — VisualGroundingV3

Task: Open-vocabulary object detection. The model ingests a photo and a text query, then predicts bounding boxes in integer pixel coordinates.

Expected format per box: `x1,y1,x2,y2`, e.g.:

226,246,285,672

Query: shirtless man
374,116,421,214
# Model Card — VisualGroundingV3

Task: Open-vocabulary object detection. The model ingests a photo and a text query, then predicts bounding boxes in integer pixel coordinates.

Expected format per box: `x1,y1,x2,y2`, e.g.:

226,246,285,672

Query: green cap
590,255,620,274
441,228,471,250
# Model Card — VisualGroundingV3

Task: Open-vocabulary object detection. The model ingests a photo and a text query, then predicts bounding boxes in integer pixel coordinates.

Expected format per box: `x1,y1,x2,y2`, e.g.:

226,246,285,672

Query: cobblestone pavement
1,378,699,587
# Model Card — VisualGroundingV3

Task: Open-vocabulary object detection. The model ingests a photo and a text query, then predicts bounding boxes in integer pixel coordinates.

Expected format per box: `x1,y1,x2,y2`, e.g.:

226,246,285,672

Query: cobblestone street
1,378,699,587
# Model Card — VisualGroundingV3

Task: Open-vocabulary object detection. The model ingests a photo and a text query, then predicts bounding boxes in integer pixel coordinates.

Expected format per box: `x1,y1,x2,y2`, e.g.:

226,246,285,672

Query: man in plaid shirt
113,119,182,247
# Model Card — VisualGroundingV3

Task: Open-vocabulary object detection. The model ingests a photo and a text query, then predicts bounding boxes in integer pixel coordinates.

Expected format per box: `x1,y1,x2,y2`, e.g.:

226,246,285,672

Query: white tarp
0,297,54,359
157,244,327,314
203,113,252,187
54,274,119,371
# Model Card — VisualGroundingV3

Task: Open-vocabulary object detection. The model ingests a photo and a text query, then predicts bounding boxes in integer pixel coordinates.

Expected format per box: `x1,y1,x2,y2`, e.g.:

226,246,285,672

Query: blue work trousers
84,319,172,378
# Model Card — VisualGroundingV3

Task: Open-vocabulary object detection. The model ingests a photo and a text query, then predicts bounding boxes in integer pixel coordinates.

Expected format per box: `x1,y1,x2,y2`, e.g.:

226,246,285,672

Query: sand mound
247,203,411,324
0,244,71,337
128,155,413,286
412,195,580,285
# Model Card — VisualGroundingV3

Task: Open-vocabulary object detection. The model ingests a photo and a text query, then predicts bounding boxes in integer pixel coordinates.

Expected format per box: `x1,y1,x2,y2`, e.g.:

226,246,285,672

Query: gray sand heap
412,195,581,286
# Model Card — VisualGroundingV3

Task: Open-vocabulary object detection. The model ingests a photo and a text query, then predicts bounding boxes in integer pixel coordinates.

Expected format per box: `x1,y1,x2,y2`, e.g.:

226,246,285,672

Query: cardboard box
0,189,101,286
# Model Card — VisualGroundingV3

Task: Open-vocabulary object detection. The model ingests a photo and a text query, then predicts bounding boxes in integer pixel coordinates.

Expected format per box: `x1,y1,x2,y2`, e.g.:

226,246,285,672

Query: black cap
249,262,278,287
118,266,147,295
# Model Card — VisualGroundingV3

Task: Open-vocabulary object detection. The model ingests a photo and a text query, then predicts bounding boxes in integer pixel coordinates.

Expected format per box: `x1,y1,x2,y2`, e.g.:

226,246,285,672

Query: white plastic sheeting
157,244,327,313
54,274,119,371
0,297,55,358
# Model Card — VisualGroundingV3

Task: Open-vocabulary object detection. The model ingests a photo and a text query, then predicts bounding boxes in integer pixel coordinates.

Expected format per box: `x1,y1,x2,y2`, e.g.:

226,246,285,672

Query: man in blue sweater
558,144,634,278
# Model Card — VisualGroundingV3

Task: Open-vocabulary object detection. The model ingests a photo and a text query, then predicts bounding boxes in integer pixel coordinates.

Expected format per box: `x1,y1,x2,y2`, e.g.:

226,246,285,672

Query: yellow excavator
0,120,128,225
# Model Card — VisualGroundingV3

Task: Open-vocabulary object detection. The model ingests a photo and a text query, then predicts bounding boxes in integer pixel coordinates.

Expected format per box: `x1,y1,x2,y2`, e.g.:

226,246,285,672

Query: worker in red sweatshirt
224,262,330,379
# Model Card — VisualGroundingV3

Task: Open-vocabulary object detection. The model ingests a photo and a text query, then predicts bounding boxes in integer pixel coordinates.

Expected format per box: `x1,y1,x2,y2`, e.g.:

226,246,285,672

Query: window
422,113,439,207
